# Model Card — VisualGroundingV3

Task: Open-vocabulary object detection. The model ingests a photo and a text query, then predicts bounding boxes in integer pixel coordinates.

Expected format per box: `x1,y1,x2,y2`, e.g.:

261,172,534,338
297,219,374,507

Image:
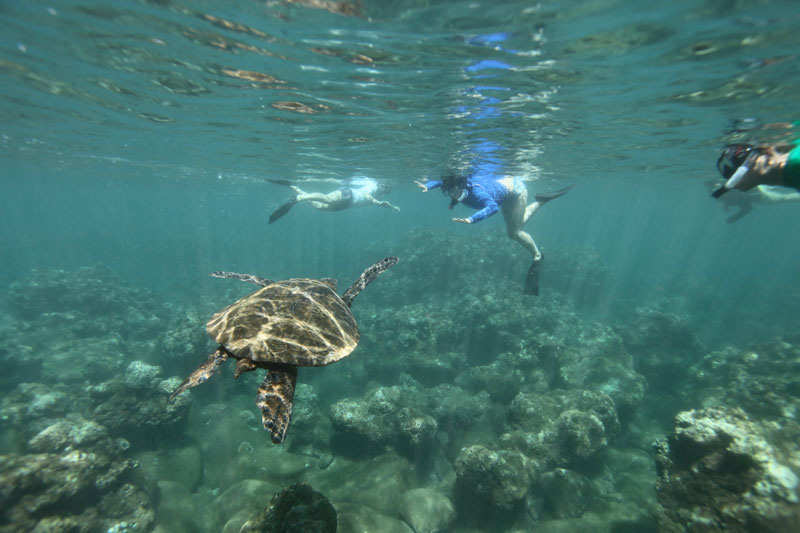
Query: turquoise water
1,1,800,531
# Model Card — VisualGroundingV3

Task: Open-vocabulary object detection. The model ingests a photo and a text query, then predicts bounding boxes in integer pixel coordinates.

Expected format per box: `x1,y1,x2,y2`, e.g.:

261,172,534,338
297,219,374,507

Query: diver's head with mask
712,143,758,198
441,174,469,209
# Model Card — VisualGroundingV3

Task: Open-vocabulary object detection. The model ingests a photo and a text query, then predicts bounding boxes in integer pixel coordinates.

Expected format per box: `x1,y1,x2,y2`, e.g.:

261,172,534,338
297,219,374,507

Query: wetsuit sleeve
467,188,499,223
424,180,442,190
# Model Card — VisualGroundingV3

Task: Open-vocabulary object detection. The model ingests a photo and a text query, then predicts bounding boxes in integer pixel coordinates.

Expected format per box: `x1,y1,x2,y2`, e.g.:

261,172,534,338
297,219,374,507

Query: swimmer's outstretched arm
367,195,401,211
757,185,800,203
415,180,442,192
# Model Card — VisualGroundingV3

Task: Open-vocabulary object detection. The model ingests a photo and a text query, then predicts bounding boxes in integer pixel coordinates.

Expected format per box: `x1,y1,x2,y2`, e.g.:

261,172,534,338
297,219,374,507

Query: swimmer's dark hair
441,174,467,190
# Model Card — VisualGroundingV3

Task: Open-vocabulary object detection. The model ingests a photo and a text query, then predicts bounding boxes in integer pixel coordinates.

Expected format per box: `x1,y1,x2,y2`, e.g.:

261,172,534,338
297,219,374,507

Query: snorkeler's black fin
535,185,573,204
268,179,294,188
524,256,542,296
269,197,298,224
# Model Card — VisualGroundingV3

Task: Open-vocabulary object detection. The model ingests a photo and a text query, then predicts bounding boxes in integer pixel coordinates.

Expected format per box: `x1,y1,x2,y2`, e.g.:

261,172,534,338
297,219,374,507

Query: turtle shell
206,278,359,367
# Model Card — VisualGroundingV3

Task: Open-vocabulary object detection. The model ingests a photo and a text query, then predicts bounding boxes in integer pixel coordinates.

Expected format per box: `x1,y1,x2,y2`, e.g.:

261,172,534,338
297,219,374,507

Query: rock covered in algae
454,444,536,522
619,307,703,394
397,408,437,450
538,467,593,519
0,382,74,445
0,415,152,532
654,407,800,532
87,361,191,447
329,385,431,457
239,482,336,533
689,337,800,420
504,389,620,468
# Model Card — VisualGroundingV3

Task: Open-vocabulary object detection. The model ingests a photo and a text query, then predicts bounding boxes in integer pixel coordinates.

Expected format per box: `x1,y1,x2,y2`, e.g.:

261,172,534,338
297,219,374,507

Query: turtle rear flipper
257,364,298,444
210,271,273,287
169,348,229,402
341,256,398,307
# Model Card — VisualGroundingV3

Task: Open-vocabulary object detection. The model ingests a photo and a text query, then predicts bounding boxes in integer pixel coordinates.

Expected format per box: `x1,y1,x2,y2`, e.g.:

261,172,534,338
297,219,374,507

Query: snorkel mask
716,144,754,180
712,144,756,198
441,174,468,209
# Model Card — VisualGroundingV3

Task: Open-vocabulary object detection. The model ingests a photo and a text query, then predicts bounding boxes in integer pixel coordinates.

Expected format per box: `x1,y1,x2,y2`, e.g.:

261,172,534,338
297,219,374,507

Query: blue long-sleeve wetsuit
426,171,515,223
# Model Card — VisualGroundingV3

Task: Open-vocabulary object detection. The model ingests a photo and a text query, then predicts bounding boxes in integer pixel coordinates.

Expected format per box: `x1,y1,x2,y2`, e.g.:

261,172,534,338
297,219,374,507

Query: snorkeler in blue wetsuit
268,176,400,223
415,171,570,295
416,32,570,295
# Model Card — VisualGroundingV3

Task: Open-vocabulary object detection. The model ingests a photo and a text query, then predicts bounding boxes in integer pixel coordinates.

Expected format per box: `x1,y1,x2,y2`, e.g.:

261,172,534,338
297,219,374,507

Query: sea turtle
169,256,398,444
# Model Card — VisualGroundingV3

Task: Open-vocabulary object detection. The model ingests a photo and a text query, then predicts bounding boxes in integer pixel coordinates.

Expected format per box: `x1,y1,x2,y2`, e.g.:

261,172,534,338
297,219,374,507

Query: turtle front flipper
256,364,298,444
168,348,229,402
341,256,399,307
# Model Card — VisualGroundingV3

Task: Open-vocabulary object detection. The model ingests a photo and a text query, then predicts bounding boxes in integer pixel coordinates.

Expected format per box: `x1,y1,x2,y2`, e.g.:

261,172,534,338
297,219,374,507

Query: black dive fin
269,197,298,224
524,256,542,296
535,185,573,203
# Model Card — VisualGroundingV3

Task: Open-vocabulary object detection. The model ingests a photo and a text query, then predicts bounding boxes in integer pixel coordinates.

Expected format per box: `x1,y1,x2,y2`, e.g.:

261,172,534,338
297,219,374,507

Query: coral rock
654,407,800,532
239,482,336,533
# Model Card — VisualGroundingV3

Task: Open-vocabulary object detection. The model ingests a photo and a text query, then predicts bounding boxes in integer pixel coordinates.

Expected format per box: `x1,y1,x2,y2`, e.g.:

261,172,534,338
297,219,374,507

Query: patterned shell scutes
206,278,359,366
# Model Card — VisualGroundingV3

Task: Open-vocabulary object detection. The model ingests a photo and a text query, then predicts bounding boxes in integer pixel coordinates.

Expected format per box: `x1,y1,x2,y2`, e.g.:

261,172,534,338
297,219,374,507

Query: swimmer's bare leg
503,194,543,295
523,185,572,225
503,195,540,260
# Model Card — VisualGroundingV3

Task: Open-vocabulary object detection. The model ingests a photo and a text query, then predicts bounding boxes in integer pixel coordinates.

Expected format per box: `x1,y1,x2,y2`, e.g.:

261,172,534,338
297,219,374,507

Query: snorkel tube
448,188,468,209
711,162,751,198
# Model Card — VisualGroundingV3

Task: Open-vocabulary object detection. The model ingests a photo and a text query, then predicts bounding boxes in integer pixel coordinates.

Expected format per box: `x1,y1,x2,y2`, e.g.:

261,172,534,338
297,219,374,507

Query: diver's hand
414,180,429,192
392,205,401,212
452,217,472,224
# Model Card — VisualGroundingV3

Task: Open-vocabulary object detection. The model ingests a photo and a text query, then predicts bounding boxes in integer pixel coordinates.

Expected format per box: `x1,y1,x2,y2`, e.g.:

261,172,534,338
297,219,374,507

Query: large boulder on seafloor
0,383,74,446
240,482,336,533
329,385,429,457
537,468,593,519
329,397,396,455
504,389,620,468
86,363,191,447
555,324,646,423
336,502,413,533
211,479,283,531
654,407,800,532
454,445,535,524
398,487,455,533
0,444,150,531
619,307,703,394
689,337,800,420
397,408,437,452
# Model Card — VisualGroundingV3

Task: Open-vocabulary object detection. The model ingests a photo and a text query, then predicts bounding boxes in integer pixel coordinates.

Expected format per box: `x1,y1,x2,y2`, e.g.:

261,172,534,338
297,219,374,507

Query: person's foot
524,255,543,295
